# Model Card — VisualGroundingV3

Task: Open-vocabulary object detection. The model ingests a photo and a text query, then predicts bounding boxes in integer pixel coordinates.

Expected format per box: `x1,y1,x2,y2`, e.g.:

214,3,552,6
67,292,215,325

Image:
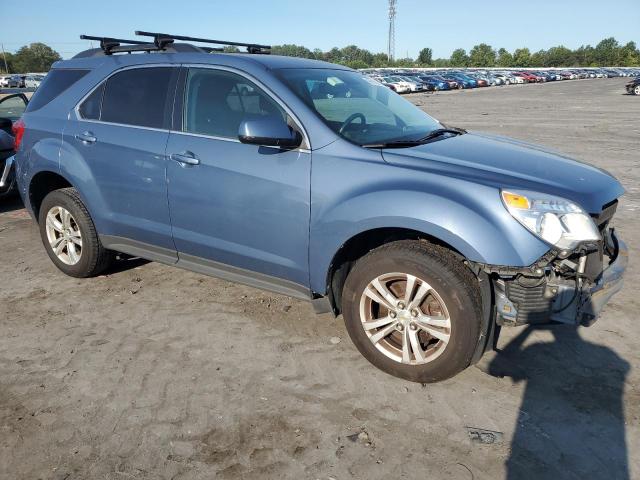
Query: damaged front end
474,201,627,327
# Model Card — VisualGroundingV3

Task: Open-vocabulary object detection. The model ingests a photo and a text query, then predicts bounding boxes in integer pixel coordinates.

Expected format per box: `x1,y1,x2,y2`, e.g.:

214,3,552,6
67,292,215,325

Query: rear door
63,66,179,259
165,66,311,290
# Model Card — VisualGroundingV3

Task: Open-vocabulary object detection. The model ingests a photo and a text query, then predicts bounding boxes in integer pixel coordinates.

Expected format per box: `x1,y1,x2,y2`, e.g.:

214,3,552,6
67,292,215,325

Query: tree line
1,43,61,74
2,37,638,74
272,37,639,69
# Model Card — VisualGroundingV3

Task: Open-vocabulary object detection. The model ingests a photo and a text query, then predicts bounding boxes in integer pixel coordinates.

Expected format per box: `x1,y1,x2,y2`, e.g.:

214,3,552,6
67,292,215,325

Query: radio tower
387,0,397,62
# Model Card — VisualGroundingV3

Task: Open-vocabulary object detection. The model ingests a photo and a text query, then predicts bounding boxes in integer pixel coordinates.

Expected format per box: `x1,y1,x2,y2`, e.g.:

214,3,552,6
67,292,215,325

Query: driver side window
183,69,286,139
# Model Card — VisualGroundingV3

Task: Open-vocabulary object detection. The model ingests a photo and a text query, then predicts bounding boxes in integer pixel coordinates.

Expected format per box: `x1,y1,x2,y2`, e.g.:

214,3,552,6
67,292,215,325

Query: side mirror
0,130,14,151
238,116,302,149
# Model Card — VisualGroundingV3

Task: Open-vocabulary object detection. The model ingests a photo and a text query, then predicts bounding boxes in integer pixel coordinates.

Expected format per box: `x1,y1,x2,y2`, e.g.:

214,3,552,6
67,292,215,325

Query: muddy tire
38,188,113,278
342,240,482,383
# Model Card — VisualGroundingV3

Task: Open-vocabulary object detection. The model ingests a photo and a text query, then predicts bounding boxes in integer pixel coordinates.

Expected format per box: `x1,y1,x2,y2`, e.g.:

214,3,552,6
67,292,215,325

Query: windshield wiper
361,140,427,149
417,127,467,143
362,127,467,149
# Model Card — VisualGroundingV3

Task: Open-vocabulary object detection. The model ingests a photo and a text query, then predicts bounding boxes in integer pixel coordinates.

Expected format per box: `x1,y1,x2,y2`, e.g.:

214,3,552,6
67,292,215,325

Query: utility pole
388,0,397,63
1,43,9,74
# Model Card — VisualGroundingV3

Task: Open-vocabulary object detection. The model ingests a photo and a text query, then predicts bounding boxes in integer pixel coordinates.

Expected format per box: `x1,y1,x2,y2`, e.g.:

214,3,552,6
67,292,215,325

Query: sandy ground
0,78,638,480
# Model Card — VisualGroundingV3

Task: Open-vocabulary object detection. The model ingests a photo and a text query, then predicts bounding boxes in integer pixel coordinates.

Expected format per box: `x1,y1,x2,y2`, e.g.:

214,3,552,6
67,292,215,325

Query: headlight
501,190,600,250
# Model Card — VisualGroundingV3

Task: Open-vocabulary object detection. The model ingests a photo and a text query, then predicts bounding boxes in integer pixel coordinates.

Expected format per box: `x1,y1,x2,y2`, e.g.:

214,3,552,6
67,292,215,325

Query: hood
381,132,624,213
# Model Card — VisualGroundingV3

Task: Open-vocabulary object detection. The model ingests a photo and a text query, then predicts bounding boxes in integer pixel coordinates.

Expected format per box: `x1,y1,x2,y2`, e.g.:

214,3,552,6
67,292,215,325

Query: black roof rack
79,35,161,55
135,31,271,54
75,31,271,58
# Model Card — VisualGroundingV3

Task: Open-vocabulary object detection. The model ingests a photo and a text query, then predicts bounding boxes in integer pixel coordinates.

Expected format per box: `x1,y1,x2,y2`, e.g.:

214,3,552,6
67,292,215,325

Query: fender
15,113,67,215
308,142,550,295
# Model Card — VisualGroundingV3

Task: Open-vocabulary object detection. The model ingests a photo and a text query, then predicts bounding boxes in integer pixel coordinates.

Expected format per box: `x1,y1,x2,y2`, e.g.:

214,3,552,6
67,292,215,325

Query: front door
166,67,311,289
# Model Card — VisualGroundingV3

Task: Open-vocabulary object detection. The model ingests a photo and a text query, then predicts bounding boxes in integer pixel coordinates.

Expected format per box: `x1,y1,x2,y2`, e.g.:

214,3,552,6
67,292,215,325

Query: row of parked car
363,67,640,93
0,74,44,89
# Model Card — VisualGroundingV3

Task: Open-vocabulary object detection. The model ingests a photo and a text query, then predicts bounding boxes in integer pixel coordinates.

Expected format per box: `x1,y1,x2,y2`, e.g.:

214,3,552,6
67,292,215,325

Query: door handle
170,152,200,166
75,131,97,144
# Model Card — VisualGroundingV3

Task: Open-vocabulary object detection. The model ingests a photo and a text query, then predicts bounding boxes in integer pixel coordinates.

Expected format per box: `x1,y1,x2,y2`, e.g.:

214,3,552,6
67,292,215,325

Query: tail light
12,119,25,151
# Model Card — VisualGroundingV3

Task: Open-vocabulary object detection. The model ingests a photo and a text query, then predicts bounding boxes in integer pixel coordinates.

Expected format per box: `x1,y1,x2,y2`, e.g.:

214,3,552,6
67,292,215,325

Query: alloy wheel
359,272,451,365
45,206,83,265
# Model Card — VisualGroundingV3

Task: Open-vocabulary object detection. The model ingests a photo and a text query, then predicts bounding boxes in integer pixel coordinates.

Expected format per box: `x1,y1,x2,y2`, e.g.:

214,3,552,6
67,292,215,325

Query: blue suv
8,32,627,382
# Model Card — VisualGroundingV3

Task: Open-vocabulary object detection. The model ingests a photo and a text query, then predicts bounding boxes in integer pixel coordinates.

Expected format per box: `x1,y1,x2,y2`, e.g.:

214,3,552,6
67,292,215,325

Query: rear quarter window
25,69,89,112
100,67,175,129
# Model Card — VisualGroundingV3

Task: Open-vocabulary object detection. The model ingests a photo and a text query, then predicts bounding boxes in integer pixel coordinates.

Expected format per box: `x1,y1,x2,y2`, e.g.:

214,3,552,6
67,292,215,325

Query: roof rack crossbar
135,31,270,54
80,34,160,55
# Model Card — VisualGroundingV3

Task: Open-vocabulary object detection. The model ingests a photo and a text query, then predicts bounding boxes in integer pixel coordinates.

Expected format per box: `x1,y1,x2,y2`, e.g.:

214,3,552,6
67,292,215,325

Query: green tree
449,48,469,67
594,37,620,66
619,41,640,66
530,49,547,66
11,43,61,72
469,43,496,67
271,44,314,59
574,45,596,66
496,48,513,67
545,46,573,67
417,47,433,65
392,57,416,67
512,48,531,67
371,52,390,67
0,51,15,74
432,57,450,68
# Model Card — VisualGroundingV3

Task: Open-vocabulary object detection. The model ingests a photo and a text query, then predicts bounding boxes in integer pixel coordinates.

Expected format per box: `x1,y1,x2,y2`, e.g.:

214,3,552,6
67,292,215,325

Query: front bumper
492,229,627,327
579,235,627,323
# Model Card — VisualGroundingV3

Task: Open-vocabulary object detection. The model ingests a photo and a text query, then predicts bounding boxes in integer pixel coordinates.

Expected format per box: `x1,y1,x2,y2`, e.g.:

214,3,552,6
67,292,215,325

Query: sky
1,0,639,59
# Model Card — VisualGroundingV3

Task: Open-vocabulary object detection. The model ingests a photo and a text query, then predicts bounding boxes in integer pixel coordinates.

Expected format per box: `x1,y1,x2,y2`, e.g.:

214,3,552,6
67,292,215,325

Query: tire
634,85,640,95
38,187,113,278
341,240,482,383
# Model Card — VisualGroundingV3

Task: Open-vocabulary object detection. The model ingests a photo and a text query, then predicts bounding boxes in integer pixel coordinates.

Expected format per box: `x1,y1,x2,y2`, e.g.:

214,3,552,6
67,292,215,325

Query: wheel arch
28,170,74,221
322,226,471,316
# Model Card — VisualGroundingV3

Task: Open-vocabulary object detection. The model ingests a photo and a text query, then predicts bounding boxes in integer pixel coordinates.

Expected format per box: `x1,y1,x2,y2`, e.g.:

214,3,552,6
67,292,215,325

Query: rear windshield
25,69,89,112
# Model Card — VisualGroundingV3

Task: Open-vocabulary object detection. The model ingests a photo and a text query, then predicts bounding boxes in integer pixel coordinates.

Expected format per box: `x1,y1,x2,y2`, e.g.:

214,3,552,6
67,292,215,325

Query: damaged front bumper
485,228,627,327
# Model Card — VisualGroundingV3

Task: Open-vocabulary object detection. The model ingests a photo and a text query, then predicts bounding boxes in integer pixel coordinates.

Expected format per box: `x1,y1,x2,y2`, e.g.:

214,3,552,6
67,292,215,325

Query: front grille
505,281,553,325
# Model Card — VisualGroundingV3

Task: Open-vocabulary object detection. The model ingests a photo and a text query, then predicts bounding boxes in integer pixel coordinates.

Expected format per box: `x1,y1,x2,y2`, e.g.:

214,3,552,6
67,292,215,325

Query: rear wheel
341,240,482,383
38,188,113,278
634,85,640,95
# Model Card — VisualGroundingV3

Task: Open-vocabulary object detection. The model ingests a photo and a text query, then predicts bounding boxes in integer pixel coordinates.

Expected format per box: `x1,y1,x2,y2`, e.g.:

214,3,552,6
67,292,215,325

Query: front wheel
38,188,113,278
341,240,482,383
634,85,640,95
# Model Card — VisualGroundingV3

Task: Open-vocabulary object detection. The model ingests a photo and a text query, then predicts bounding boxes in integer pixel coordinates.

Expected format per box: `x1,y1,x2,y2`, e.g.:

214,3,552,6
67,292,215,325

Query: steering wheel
339,113,366,135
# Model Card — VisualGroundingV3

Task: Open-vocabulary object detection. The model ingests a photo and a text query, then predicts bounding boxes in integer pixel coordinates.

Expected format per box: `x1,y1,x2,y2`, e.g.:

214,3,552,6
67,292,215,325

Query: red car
515,71,539,83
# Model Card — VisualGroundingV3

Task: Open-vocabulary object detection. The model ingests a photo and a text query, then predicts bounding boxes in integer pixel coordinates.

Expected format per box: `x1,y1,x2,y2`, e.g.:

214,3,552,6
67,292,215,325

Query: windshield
276,69,441,146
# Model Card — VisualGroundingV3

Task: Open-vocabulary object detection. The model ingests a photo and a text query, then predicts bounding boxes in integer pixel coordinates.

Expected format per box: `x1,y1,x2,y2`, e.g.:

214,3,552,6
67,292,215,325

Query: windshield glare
277,69,441,145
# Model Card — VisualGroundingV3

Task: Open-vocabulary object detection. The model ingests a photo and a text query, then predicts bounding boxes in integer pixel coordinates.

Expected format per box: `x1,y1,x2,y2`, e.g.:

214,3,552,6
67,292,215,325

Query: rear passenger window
78,82,104,120
184,68,285,138
101,67,175,129
25,69,89,112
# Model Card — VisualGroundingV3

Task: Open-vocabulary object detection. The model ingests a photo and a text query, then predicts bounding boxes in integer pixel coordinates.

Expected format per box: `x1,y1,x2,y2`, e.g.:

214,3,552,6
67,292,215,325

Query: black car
626,77,640,95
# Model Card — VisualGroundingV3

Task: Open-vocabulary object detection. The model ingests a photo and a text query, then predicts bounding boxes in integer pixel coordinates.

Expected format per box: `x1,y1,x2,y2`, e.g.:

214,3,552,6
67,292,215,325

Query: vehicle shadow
0,193,24,214
487,325,629,479
103,255,150,275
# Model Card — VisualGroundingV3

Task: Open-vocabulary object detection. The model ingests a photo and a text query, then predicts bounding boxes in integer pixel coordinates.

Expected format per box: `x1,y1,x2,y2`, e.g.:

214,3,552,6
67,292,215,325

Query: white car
382,76,412,93
396,75,424,92
24,75,42,89
0,76,10,88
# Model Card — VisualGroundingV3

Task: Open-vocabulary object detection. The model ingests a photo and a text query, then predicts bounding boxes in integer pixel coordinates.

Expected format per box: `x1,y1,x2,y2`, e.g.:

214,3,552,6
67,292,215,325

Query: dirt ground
1,78,638,480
